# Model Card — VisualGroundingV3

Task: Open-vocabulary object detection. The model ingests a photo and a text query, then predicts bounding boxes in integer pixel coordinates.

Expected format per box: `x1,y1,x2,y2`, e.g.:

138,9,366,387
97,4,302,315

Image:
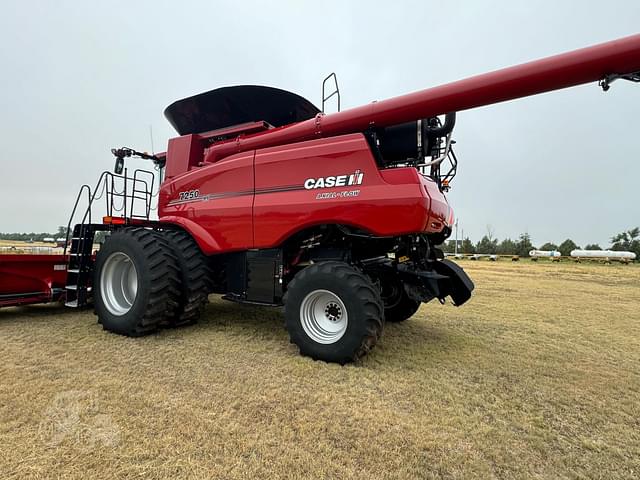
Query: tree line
442,227,640,257
0,226,68,242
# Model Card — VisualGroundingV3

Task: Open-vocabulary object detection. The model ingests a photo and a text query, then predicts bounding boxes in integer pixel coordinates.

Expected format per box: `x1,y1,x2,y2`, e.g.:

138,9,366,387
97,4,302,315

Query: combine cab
2,34,639,363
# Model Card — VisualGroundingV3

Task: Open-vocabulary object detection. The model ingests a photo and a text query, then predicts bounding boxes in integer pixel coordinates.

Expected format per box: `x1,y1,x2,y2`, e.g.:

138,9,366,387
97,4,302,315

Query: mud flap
431,259,474,306
397,259,474,306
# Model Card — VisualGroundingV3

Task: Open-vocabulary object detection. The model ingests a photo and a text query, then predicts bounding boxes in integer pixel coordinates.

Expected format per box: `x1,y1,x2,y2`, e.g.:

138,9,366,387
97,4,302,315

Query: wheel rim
300,289,348,344
100,252,138,316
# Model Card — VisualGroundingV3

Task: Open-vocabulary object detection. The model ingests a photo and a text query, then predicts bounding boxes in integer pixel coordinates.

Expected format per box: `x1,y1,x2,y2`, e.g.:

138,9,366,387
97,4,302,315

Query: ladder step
68,268,80,274
66,285,92,292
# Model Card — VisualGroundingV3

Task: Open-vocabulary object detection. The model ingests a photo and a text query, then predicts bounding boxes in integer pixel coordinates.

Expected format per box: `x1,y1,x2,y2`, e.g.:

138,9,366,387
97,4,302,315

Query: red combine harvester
2,35,639,363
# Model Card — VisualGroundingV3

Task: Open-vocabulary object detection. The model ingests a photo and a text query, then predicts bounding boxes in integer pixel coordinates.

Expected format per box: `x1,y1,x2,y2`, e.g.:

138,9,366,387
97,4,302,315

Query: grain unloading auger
4,34,639,363
189,33,640,163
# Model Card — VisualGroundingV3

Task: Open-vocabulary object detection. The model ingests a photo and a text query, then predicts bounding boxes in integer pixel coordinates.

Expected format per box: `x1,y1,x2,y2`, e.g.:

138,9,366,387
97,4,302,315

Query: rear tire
284,261,384,364
161,230,212,326
380,277,420,322
94,228,180,336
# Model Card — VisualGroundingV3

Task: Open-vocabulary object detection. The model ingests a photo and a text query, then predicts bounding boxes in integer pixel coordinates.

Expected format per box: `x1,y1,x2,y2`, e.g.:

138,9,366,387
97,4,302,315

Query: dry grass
1,262,639,479
0,239,63,255
0,240,56,247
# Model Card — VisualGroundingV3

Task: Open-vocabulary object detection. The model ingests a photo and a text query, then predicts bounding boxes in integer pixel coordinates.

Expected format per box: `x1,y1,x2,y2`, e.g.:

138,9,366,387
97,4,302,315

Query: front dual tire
94,228,181,336
94,228,211,336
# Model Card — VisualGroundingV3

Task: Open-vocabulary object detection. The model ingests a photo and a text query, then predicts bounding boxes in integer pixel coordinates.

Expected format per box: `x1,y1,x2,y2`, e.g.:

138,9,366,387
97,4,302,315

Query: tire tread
161,230,213,326
96,227,181,336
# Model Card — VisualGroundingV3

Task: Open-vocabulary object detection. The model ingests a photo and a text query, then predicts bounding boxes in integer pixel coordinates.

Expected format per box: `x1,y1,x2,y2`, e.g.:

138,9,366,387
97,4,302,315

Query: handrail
64,168,157,255
64,184,91,255
131,169,155,218
322,72,341,113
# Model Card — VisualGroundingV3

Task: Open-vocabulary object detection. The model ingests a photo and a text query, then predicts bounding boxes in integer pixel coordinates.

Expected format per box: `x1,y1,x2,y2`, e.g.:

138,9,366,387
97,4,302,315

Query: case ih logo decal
303,170,364,190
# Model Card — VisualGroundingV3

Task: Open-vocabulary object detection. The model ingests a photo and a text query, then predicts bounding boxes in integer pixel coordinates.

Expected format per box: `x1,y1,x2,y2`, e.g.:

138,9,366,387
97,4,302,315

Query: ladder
62,168,155,308
65,223,97,307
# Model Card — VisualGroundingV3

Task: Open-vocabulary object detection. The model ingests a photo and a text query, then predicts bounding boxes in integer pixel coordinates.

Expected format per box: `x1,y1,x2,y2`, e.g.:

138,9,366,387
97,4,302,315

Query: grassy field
0,239,63,254
1,262,639,479
0,240,57,247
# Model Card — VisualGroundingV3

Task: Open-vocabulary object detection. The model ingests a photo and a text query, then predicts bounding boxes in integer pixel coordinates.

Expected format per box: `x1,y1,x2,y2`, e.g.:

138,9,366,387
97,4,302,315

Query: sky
0,0,638,247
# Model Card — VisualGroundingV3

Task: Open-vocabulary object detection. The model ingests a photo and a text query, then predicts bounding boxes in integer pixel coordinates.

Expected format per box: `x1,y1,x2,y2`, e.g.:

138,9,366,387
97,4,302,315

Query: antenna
455,218,459,255
149,125,155,155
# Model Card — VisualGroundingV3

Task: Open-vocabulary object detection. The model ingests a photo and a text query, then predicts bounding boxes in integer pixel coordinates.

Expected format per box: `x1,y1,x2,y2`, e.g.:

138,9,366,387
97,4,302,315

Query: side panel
159,152,255,254
252,133,436,248
165,134,204,180
159,133,452,254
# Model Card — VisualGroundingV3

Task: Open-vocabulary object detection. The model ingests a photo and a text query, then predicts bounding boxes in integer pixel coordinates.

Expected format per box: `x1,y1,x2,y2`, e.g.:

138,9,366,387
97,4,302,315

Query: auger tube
204,33,640,163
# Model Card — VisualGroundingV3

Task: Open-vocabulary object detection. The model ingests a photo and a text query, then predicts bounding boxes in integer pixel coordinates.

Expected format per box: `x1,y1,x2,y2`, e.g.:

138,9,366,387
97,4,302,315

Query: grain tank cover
164,85,321,135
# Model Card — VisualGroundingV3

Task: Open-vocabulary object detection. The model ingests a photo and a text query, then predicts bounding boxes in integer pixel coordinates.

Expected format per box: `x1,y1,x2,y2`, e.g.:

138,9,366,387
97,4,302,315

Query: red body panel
159,134,450,253
165,134,203,179
159,152,255,254
253,134,442,247
0,255,68,307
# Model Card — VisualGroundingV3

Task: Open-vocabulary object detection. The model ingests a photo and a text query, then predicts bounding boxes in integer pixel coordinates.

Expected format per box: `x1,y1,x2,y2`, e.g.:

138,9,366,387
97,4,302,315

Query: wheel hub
324,302,342,322
300,290,348,344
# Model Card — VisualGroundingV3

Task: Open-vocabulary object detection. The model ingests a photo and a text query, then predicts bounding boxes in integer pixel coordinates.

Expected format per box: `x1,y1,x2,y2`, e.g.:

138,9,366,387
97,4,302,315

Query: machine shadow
192,297,461,364
0,302,69,323
189,297,286,335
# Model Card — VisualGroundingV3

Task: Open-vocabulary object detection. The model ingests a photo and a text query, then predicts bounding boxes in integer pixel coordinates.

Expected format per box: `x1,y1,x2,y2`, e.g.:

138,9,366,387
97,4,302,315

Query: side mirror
114,156,124,175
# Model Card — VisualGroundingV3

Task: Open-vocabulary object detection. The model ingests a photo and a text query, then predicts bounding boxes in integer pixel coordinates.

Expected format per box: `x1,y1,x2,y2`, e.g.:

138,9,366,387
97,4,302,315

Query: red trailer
1,34,638,362
0,254,68,307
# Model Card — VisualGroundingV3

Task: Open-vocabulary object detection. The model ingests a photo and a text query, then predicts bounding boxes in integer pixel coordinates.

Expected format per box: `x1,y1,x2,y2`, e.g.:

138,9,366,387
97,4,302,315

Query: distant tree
94,231,110,244
0,232,54,242
584,243,602,250
497,238,517,255
486,225,496,243
610,227,640,257
441,240,456,253
461,237,476,254
56,226,68,238
558,239,580,256
476,235,498,254
515,232,534,257
539,242,558,251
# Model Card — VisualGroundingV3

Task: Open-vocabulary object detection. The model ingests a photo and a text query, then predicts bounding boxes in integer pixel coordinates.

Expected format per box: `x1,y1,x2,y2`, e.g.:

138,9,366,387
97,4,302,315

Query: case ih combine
1,35,639,363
